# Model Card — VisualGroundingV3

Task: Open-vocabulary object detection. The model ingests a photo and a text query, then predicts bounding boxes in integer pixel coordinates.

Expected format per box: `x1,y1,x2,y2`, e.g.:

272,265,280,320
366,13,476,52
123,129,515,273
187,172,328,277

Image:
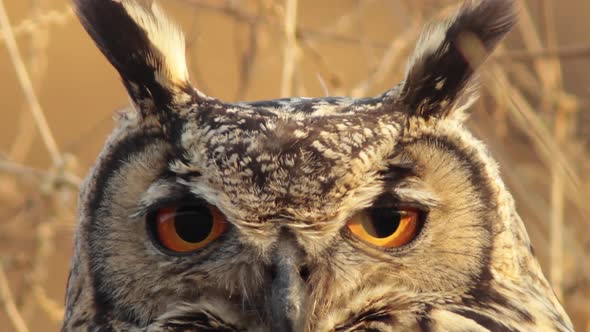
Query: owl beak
269,236,309,332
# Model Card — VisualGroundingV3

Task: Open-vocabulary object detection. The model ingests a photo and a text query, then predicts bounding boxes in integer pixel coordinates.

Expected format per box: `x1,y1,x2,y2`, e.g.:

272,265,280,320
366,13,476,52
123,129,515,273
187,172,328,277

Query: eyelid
392,188,440,209
131,194,207,219
371,191,436,213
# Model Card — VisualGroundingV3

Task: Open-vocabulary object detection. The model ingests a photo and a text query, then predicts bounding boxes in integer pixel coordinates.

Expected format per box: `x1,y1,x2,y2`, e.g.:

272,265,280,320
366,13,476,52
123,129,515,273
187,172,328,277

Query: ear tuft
74,0,208,115
397,0,517,119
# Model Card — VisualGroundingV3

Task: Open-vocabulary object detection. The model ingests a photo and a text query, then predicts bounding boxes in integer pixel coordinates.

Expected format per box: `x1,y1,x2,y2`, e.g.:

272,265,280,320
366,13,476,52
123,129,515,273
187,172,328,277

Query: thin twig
493,44,590,61
178,0,391,49
0,0,62,166
0,159,46,178
26,219,64,322
483,65,582,215
234,18,260,100
0,263,30,332
540,0,566,301
9,0,51,163
298,38,344,91
31,285,64,322
0,160,81,189
0,6,73,43
350,22,419,97
280,0,298,97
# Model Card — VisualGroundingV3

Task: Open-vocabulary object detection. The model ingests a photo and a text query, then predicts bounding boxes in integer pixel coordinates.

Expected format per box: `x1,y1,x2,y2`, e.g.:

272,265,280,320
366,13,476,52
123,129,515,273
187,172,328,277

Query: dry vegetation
0,0,589,331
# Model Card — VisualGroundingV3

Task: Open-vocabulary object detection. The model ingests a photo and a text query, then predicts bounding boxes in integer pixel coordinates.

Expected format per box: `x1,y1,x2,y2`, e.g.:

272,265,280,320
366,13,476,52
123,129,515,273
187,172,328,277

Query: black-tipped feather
398,0,517,119
73,0,197,114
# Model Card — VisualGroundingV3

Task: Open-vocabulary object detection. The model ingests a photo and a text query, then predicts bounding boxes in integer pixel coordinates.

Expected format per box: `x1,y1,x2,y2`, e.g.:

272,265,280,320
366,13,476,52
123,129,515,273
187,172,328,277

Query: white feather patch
404,22,449,82
118,0,188,85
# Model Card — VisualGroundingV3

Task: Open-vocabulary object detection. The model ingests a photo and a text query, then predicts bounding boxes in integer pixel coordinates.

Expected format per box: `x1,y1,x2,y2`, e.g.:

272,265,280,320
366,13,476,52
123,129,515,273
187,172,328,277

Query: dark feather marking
399,0,517,118
85,131,166,226
551,310,571,331
407,137,532,324
84,131,167,326
157,310,244,331
396,135,533,323
451,309,518,332
465,284,535,324
71,318,87,328
416,305,433,332
377,162,416,184
73,0,193,113
334,307,398,331
89,321,114,332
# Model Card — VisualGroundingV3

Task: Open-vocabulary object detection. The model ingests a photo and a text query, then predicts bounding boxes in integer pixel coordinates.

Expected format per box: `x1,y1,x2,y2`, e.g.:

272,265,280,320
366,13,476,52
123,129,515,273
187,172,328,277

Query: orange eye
346,208,421,248
150,204,228,253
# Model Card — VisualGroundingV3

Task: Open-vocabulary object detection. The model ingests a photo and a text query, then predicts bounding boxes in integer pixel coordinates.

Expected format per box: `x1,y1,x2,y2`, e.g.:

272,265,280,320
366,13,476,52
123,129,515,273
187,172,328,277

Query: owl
62,0,574,331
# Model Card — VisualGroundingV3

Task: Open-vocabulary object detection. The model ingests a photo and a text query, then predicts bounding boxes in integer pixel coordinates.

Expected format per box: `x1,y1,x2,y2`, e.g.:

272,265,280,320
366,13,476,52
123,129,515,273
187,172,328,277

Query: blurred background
0,0,589,331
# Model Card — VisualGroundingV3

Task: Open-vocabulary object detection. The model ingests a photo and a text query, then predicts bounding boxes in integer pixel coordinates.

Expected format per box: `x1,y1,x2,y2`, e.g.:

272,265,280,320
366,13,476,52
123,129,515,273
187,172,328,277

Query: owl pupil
174,206,213,243
365,208,401,238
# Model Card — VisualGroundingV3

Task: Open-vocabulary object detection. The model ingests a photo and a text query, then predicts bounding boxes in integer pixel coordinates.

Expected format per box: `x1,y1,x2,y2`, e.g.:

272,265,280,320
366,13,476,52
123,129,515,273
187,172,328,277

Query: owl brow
377,161,417,184
370,185,440,210
391,185,441,209
376,162,441,209
130,179,195,218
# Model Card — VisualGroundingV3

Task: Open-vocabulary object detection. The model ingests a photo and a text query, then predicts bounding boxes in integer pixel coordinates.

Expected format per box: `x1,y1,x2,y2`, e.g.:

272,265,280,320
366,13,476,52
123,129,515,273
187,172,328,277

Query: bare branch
280,0,299,97
0,0,62,166
0,263,30,332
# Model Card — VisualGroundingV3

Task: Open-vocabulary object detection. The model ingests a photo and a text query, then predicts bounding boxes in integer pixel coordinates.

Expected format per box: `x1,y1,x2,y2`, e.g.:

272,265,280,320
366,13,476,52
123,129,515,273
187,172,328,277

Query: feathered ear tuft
73,0,210,115
395,0,517,119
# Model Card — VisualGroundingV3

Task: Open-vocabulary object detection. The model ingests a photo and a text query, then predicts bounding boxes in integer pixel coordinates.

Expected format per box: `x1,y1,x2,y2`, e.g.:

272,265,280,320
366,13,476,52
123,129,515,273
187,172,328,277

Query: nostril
270,264,277,281
298,265,310,282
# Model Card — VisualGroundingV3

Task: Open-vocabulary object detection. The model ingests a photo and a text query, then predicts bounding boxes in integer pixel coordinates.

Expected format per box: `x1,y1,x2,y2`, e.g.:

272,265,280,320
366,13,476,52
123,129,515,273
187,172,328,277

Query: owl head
63,0,573,331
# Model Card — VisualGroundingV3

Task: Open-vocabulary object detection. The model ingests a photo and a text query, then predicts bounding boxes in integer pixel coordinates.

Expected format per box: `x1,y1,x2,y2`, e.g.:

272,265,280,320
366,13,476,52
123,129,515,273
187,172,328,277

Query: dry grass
0,0,589,331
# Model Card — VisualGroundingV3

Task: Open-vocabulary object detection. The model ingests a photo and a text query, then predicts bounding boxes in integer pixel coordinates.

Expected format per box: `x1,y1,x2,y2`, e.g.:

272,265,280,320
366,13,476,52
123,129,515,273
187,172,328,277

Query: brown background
1,0,589,331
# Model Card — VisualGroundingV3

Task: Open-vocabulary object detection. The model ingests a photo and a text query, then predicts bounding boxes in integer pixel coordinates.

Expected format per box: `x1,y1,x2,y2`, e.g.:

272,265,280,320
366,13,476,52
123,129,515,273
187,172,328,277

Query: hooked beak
269,235,310,332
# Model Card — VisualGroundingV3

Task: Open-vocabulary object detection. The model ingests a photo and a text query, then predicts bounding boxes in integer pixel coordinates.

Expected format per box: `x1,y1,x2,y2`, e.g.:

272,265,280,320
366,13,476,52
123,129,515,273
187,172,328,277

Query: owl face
64,0,573,331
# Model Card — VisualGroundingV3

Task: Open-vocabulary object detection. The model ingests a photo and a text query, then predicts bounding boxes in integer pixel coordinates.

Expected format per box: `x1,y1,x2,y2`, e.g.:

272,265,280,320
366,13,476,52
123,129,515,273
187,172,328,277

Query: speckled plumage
63,0,573,331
